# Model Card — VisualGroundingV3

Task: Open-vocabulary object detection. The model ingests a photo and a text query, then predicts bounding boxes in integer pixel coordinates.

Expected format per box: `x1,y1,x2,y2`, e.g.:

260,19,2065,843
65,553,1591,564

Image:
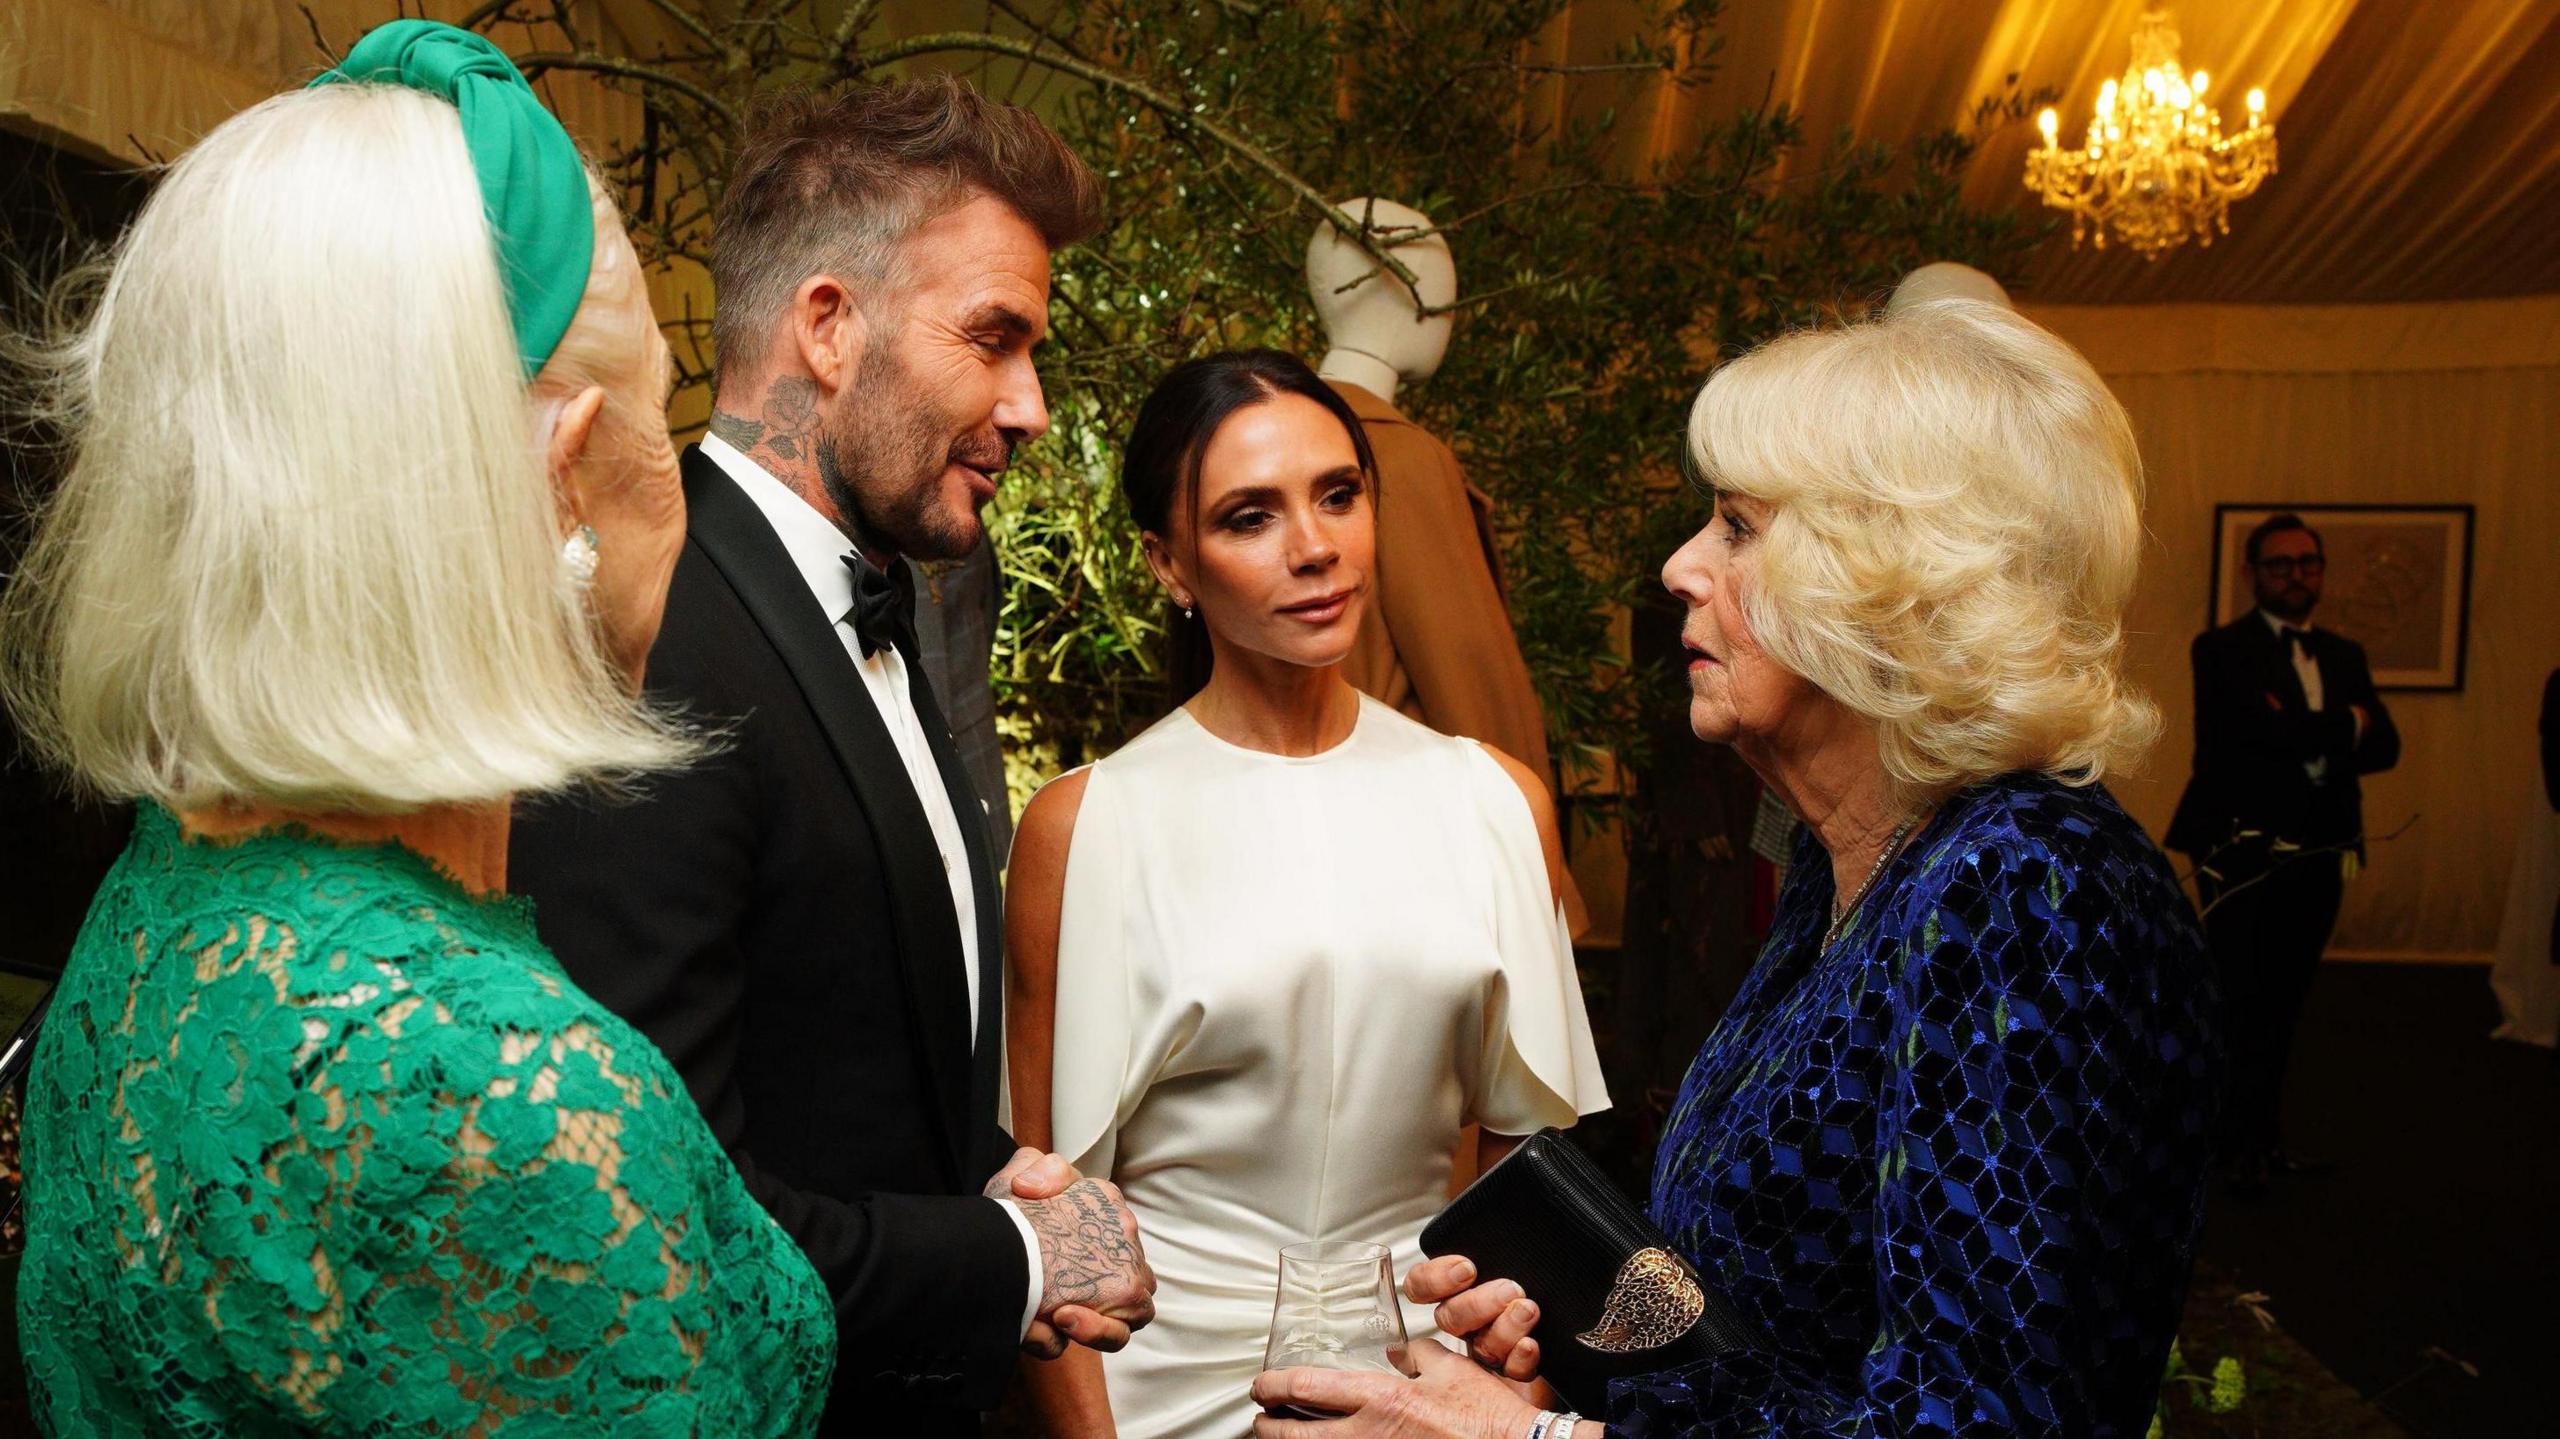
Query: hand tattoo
1021,1177,1152,1319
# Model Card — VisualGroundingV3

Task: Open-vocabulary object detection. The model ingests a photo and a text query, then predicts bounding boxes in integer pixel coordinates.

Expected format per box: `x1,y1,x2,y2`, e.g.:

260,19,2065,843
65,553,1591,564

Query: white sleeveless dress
1040,696,1609,1439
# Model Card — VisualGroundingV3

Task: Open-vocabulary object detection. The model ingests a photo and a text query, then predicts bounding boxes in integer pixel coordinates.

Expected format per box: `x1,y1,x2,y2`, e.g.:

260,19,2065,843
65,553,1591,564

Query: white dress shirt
2260,608,2365,784
2261,608,2325,712
700,433,1044,1337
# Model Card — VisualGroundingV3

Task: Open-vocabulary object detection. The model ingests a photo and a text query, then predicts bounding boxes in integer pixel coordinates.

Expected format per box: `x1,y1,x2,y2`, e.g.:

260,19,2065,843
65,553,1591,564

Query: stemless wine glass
1260,1240,1418,1419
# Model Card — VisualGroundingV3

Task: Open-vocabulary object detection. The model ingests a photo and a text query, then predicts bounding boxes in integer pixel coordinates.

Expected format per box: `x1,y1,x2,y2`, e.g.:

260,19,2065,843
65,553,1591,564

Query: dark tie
2284,627,2312,662
843,553,915,659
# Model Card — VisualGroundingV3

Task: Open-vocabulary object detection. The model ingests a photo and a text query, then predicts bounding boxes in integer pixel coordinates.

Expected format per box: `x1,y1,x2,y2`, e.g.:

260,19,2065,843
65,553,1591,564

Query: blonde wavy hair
1687,298,2159,804
0,83,694,813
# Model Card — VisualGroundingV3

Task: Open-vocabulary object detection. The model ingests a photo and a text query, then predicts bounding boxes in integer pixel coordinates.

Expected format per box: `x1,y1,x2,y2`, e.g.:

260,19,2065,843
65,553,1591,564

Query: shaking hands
986,1147,1159,1359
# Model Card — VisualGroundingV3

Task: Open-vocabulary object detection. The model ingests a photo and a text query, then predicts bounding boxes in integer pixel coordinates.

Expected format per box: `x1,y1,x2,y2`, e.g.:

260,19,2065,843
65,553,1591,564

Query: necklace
1821,813,1922,954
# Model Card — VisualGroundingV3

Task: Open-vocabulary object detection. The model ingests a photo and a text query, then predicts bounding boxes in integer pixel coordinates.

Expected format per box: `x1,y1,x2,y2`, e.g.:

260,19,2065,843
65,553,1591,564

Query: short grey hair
709,73,1104,385
0,83,694,813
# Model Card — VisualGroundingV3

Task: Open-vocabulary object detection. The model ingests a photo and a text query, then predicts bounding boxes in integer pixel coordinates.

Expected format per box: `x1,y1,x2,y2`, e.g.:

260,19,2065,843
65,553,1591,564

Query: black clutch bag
1418,1129,1757,1413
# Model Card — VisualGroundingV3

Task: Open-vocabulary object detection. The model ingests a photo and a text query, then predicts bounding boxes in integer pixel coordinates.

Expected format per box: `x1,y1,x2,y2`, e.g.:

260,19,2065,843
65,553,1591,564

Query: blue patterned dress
1619,772,2221,1437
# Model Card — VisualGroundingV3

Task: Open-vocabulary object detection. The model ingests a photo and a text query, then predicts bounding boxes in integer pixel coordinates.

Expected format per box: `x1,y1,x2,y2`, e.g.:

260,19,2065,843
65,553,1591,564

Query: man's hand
987,1148,1107,1357
1018,1176,1157,1357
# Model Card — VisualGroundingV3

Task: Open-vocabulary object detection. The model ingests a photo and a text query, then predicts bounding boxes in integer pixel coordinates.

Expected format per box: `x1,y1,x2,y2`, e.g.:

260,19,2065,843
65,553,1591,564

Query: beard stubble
817,340,1012,563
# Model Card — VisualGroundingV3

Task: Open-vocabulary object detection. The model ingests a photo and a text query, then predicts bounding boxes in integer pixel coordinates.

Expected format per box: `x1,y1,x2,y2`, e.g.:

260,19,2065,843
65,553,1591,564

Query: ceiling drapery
9,0,2557,305
1535,0,2560,304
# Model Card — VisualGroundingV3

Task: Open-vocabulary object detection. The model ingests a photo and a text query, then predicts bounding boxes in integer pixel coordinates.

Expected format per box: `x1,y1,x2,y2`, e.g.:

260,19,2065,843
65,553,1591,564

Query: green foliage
2207,1355,2249,1414
974,0,2050,801
453,0,2048,810
2155,1335,2254,1434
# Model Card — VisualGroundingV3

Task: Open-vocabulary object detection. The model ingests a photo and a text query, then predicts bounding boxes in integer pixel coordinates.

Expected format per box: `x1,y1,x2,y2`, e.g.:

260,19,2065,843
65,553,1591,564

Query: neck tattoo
712,405,893,562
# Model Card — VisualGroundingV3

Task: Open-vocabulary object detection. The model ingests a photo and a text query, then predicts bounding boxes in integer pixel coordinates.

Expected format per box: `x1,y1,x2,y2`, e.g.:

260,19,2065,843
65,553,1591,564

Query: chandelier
2024,6,2277,259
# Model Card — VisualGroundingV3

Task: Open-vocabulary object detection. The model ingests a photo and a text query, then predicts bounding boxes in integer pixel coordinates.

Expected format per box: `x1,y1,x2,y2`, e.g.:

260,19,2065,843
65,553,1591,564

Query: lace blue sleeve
1624,778,2221,1437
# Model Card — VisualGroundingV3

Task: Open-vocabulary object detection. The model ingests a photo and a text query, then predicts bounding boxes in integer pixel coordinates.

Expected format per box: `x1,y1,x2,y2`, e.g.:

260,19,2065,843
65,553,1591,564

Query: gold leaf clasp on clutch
1575,1247,1706,1354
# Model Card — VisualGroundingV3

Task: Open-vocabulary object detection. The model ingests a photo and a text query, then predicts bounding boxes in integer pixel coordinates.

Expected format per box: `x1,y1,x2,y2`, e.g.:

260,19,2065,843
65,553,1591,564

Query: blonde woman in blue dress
1007,350,1609,1439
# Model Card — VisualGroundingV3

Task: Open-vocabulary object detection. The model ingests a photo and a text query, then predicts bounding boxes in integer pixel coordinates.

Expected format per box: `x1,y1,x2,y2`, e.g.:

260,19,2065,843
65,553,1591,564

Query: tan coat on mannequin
1310,200,1585,937
1331,383,1545,775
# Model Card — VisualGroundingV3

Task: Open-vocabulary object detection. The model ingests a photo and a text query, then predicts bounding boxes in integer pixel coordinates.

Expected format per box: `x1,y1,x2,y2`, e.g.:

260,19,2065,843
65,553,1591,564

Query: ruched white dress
1041,696,1609,1439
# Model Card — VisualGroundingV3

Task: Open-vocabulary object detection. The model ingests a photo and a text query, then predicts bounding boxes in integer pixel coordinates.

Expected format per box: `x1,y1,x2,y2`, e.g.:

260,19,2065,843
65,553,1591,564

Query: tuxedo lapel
889,588,1006,1154
680,447,976,1180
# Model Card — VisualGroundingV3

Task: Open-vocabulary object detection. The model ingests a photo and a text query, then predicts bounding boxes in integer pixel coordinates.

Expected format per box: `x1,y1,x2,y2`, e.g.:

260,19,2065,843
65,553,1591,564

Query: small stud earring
560,523,601,589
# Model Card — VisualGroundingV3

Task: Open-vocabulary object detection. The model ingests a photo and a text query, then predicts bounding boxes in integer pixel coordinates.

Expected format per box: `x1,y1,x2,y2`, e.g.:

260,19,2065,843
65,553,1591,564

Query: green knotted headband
311,20,594,379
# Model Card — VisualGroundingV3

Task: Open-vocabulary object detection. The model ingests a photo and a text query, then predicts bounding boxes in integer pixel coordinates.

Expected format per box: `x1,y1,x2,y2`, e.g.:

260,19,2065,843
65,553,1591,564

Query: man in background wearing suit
2169,513,2401,1196
511,79,1152,1433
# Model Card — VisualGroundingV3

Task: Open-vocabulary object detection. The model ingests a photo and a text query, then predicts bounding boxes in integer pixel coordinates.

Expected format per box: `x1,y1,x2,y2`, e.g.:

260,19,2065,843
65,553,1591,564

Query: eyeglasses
2252,555,2326,578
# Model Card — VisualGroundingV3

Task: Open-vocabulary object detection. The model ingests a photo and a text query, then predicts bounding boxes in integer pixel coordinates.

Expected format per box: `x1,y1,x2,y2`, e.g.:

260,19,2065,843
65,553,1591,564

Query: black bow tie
843,553,915,660
2281,626,2312,660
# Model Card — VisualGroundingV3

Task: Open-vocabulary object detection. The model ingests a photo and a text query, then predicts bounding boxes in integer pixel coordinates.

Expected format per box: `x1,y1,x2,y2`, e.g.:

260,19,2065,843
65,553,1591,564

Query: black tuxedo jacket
512,446,1022,1430
2166,612,2402,862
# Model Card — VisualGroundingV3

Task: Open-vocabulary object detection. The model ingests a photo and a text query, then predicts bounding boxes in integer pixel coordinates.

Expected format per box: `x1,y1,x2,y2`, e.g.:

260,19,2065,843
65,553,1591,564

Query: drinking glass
1259,1240,1417,1420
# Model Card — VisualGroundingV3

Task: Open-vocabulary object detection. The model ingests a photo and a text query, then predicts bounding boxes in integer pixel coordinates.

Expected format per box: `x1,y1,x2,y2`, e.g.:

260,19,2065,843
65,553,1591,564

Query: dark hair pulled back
1120,349,1378,703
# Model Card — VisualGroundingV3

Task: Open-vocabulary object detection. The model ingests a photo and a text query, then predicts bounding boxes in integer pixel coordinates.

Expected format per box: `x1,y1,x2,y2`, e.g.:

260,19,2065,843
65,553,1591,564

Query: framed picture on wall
2208,503,2475,692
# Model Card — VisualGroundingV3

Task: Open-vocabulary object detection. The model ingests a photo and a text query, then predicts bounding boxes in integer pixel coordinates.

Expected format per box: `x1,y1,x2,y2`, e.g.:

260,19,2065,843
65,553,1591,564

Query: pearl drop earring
560,523,601,588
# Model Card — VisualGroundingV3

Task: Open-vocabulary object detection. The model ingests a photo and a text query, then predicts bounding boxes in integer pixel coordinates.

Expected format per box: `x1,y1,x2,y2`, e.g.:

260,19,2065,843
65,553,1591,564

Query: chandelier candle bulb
2022,4,2277,258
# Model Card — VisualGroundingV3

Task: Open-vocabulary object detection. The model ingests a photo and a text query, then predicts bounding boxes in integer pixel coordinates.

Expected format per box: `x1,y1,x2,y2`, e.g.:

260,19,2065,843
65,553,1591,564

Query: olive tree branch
831,0,889,59
298,4,344,65
855,31,1425,300
631,0,725,51
458,0,524,32
987,0,1102,65
509,51,743,134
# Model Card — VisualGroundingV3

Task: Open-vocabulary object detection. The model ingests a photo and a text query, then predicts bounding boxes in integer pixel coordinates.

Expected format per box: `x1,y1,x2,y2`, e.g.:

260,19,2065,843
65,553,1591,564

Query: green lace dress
16,805,837,1436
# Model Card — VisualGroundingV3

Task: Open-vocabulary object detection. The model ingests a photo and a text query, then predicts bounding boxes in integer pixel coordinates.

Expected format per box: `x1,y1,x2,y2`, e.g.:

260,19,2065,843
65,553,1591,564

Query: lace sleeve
20,812,830,1438
196,926,766,1434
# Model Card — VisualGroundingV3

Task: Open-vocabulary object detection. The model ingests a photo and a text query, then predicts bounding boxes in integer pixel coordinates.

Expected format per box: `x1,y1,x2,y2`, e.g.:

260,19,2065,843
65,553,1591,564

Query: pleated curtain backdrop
2030,298,2560,958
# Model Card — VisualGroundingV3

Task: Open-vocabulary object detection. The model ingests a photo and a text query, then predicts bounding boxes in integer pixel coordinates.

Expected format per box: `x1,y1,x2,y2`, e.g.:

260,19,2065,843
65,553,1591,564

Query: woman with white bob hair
6,22,836,1435
1255,300,2224,1439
